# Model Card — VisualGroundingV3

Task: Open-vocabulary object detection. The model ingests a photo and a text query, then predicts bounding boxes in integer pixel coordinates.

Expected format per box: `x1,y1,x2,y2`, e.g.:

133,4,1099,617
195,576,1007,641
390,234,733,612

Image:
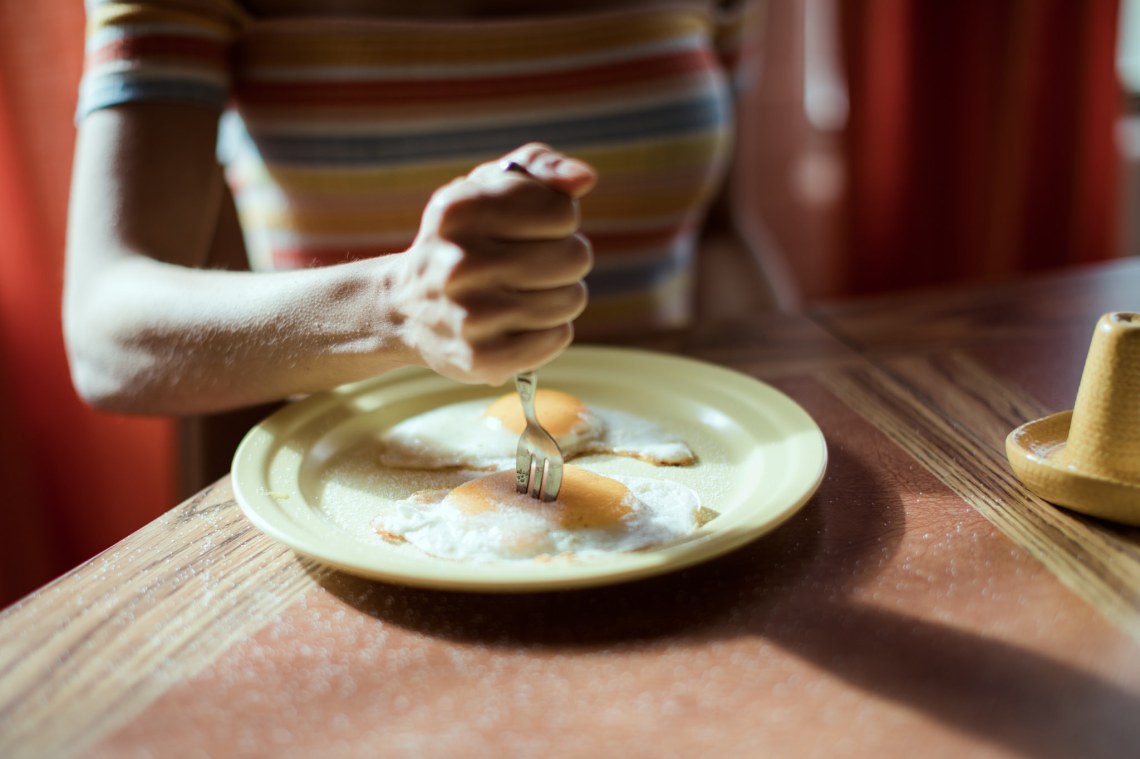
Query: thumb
499,145,597,199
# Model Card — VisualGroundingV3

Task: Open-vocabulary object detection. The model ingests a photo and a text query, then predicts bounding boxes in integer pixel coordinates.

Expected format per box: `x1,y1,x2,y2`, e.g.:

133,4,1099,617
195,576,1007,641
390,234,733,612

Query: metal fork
514,370,564,501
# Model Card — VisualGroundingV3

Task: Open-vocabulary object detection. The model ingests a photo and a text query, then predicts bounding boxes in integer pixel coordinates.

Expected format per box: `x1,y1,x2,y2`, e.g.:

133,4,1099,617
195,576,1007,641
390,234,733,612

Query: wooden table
3,260,1139,758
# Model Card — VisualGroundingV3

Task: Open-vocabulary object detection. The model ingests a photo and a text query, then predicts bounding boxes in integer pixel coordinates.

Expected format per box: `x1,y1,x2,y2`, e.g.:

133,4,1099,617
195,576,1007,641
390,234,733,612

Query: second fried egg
377,389,695,470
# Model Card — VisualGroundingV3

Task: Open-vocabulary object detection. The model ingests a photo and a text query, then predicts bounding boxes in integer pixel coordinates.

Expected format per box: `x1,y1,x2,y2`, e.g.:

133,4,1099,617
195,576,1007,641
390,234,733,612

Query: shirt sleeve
77,0,247,120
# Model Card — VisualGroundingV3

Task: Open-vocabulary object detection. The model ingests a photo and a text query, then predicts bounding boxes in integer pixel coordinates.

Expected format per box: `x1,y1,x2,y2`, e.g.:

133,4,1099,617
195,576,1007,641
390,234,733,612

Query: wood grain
819,355,1140,639
813,258,1140,355
2,261,1138,759
0,480,328,759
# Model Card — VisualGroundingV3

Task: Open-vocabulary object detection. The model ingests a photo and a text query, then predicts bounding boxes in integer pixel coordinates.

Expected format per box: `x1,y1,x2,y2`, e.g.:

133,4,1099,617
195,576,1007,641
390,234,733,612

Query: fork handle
515,371,539,422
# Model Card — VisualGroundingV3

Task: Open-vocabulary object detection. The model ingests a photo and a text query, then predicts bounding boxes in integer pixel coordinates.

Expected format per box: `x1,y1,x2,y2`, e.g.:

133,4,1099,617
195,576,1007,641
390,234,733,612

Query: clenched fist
393,143,597,385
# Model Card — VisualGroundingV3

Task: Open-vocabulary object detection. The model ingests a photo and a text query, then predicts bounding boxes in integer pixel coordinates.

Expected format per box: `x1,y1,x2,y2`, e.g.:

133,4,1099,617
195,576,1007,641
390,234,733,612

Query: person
64,0,781,486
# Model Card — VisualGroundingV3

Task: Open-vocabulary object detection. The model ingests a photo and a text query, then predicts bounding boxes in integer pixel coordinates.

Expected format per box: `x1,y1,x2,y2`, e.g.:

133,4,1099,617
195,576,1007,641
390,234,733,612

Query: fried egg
373,465,701,561
377,389,695,470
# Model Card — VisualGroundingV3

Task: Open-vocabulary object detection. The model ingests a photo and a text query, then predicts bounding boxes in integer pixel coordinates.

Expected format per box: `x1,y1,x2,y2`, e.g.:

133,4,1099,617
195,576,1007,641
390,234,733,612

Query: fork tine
514,370,564,501
526,454,560,502
530,457,543,500
530,456,543,500
516,440,532,493
541,457,562,501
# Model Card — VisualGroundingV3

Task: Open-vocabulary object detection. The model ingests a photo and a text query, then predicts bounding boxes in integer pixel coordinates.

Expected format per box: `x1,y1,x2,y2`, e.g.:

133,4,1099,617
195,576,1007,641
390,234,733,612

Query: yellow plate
232,346,827,592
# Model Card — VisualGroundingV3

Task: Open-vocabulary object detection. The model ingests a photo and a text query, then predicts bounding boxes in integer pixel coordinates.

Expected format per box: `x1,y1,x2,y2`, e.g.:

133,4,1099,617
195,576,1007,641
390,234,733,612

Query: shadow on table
314,443,1140,758
310,444,880,642
766,597,1140,758
313,444,892,648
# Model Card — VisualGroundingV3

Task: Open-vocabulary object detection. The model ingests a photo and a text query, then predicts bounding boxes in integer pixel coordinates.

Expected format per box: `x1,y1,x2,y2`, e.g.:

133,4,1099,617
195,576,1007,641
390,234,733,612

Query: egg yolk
483,389,586,439
448,466,632,530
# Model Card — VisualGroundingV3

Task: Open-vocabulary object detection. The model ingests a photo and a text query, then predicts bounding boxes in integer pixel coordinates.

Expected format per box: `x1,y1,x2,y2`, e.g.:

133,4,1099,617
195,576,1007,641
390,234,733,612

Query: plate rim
232,345,828,592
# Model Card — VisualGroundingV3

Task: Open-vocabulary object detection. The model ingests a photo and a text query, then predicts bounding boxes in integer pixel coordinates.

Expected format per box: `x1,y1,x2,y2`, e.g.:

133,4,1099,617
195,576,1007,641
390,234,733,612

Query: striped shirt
79,1,746,336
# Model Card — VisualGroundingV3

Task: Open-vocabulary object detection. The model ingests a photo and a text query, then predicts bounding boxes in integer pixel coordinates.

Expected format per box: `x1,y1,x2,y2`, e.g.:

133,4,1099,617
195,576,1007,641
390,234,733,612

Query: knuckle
502,181,577,231
448,243,495,286
546,195,580,232
427,181,481,238
568,233,593,272
467,347,512,386
507,142,554,165
425,177,465,211
564,282,588,317
418,240,467,293
542,324,574,358
454,290,509,336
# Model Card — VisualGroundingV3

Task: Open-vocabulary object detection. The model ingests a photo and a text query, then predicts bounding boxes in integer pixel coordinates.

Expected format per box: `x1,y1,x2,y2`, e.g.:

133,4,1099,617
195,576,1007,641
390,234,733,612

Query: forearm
64,252,417,415
66,110,592,415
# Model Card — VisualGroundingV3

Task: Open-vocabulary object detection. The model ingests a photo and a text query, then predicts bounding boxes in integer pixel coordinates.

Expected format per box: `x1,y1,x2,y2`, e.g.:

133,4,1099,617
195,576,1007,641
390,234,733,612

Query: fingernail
554,159,586,177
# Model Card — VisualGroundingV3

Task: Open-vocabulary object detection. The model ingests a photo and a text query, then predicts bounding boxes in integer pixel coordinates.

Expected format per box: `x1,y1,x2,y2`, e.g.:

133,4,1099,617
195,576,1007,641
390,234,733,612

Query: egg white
377,397,694,470
374,473,701,562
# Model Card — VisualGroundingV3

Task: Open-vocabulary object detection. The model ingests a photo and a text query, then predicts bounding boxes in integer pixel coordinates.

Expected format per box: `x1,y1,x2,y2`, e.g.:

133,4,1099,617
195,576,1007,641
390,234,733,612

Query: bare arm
64,105,594,415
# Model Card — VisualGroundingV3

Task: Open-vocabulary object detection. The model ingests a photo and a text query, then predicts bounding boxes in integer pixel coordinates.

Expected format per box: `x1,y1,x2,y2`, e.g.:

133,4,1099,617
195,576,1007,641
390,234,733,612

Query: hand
393,143,597,385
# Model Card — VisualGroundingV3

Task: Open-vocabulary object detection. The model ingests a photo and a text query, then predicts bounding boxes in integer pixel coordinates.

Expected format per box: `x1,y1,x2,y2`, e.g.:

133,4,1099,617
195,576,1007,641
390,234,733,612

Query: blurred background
0,0,1134,608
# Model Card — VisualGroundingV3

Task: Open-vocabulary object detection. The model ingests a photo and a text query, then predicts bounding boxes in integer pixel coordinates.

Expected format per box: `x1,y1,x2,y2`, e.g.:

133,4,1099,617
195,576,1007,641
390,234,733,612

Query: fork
514,370,564,501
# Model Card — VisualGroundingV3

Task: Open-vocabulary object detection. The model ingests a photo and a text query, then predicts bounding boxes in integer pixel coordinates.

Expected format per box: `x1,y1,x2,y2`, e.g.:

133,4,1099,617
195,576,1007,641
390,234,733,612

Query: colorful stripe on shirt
78,0,246,116
79,2,742,336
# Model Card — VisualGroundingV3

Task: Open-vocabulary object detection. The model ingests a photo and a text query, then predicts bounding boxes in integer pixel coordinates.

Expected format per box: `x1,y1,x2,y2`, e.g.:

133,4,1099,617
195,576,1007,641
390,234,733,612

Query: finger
460,283,588,340
451,234,593,291
435,176,582,241
468,323,575,385
473,142,597,199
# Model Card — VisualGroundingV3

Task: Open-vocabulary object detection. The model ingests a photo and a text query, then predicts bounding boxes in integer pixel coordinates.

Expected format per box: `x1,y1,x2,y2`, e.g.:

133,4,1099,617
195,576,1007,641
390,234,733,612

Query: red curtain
0,3,174,607
837,0,1122,295
741,0,1122,300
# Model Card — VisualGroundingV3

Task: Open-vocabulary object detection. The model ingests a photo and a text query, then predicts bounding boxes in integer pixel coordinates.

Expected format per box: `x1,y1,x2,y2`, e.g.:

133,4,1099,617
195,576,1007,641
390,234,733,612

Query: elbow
63,306,153,415
67,368,128,414
65,341,141,414
62,257,184,415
